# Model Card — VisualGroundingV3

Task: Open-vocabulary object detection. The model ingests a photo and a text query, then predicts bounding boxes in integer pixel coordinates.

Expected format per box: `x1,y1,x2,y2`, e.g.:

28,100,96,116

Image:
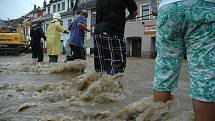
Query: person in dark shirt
30,20,46,62
94,0,138,75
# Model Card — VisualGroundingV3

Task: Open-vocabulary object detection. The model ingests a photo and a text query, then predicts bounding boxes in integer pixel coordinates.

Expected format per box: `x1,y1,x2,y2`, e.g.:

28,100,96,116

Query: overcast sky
0,0,50,20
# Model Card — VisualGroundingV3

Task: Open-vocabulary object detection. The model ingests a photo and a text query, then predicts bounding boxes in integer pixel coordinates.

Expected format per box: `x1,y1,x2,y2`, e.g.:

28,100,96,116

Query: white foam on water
0,60,87,74
116,96,194,121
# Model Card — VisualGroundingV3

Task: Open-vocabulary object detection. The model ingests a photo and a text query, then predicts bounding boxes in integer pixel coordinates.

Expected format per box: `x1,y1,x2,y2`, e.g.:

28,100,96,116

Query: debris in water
17,103,37,112
41,115,81,121
81,110,110,120
0,84,9,90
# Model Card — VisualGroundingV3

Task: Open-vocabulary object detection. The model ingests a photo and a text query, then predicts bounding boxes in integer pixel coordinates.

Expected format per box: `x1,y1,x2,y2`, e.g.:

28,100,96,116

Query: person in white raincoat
46,13,68,63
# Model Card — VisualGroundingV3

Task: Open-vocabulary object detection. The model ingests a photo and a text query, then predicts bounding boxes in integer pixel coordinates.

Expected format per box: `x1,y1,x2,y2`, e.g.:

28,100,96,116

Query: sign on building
144,24,156,35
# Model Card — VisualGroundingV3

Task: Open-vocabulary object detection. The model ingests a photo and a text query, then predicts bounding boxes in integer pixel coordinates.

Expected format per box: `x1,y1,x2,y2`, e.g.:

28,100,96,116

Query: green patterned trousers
153,0,215,102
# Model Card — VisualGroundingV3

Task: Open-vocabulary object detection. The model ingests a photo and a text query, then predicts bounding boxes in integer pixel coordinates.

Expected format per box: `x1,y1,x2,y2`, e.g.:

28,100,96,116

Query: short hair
80,10,88,16
36,20,42,25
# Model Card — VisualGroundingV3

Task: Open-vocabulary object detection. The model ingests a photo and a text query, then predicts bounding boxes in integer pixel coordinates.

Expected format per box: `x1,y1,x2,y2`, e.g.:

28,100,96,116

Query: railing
127,14,156,22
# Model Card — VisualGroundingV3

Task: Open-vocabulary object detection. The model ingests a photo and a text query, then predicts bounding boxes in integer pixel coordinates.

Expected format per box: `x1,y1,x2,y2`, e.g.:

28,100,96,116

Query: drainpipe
68,0,69,10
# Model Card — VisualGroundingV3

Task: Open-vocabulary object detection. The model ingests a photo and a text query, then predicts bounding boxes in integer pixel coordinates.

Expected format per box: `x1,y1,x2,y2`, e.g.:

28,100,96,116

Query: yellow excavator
0,19,32,55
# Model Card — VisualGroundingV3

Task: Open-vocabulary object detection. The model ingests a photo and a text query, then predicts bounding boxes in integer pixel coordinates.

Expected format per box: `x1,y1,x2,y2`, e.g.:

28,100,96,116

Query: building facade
43,0,75,30
19,0,76,52
78,0,157,57
20,0,157,57
35,0,76,52
125,0,157,57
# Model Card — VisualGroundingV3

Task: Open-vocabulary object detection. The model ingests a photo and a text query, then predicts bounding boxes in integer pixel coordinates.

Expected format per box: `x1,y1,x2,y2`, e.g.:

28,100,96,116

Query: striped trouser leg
93,33,126,75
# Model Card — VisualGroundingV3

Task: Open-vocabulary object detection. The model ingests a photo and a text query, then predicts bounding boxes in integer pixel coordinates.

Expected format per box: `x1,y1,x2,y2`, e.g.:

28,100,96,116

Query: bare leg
192,99,215,121
153,91,172,103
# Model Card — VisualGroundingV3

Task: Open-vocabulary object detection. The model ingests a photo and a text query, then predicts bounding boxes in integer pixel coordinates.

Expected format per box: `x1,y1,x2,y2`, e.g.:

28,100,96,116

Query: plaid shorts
153,0,215,102
93,32,126,75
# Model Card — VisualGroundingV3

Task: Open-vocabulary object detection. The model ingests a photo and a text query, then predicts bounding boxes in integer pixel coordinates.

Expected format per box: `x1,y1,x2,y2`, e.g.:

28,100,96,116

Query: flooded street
0,54,192,121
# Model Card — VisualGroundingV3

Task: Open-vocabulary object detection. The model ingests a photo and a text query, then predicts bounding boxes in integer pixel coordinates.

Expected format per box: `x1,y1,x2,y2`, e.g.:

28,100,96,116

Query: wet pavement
0,54,192,121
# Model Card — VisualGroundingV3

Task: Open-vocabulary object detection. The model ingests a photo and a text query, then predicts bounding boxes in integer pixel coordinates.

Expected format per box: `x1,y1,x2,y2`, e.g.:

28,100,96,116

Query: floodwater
0,54,193,121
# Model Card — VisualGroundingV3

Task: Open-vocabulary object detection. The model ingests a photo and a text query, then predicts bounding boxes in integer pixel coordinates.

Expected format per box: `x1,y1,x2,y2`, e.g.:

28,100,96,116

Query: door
132,38,141,57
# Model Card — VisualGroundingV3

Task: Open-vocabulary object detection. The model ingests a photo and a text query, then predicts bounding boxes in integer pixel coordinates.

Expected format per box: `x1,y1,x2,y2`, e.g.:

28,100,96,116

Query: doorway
127,37,142,57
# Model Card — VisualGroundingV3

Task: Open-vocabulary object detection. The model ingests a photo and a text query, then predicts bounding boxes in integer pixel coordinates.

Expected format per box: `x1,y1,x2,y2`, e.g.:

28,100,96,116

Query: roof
61,9,75,16
74,0,96,10
49,0,61,4
42,14,53,21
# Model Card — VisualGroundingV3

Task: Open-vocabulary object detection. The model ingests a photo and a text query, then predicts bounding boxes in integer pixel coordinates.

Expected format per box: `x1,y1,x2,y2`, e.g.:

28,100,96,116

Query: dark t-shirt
30,25,46,44
95,0,138,35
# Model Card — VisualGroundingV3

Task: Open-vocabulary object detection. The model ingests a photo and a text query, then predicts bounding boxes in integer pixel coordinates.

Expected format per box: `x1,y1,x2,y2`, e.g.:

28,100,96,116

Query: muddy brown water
0,54,192,121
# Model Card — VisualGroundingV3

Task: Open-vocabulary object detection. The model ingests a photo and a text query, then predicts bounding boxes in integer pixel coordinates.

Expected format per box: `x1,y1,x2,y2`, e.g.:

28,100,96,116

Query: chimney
34,4,37,10
43,0,47,9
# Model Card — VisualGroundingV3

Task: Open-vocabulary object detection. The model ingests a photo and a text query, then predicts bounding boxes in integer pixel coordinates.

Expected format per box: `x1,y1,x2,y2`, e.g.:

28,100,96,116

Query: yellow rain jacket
46,19,65,56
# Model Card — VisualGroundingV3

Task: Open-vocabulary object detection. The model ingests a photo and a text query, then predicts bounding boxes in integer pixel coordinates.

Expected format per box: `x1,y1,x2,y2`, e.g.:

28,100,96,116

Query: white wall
87,9,91,41
61,15,74,46
124,20,156,57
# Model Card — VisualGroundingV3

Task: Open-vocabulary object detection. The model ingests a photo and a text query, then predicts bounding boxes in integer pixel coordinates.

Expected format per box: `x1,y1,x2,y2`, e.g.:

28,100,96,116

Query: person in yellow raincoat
46,13,68,63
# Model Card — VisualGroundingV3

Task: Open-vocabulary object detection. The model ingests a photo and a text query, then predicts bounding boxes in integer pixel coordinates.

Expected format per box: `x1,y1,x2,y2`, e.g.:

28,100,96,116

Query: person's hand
152,11,157,16
66,30,70,34
87,28,92,32
63,30,70,34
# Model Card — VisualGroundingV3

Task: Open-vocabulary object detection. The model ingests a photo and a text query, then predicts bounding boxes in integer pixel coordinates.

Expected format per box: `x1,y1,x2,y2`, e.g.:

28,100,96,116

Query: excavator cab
0,19,32,55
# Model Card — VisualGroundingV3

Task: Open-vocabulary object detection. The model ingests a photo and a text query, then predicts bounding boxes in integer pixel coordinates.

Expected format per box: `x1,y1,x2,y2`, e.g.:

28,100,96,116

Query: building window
46,24,49,31
57,3,61,12
68,19,72,27
53,5,56,13
71,0,74,8
80,0,83,4
141,4,150,20
91,10,96,27
48,6,50,14
62,2,65,10
60,21,63,26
